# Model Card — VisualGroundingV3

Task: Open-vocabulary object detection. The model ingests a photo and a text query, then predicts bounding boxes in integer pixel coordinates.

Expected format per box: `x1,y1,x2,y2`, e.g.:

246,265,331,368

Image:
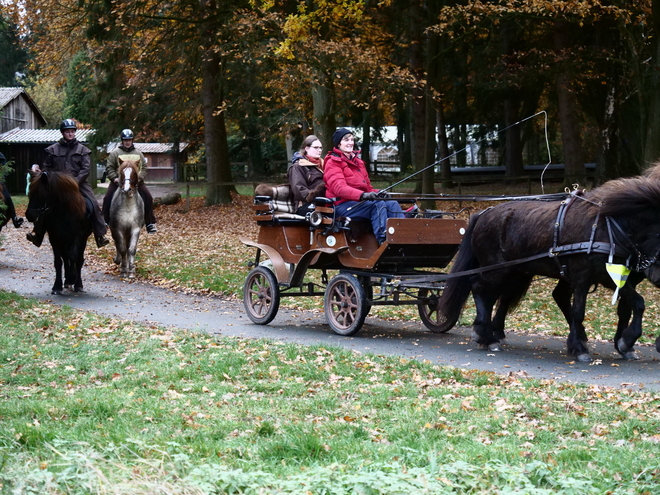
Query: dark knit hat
332,128,353,148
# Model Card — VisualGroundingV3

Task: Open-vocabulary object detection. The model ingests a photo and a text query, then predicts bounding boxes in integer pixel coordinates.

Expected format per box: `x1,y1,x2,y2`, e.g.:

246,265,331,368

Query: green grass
1,291,660,493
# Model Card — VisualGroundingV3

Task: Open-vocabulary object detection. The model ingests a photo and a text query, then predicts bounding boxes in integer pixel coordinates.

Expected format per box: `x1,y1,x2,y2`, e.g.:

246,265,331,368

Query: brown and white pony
109,159,145,278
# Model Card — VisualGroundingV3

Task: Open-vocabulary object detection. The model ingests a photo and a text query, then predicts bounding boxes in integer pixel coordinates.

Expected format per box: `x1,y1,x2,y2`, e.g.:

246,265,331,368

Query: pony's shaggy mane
32,171,86,217
591,176,660,217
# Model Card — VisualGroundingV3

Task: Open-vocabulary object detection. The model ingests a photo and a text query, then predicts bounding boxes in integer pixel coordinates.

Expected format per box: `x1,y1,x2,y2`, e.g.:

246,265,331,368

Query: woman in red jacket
324,128,403,244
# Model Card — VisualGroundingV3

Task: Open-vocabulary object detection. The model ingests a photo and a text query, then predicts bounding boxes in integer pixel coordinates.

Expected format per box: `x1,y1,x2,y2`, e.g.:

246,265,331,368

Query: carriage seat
253,183,308,225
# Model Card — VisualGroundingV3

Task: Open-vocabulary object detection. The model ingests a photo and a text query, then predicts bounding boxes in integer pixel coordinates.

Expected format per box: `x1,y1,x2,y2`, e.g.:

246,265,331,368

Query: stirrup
12,217,24,228
146,223,157,233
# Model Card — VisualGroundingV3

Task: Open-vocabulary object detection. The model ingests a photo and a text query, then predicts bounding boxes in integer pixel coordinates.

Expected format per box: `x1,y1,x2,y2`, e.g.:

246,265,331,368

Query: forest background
2,0,660,205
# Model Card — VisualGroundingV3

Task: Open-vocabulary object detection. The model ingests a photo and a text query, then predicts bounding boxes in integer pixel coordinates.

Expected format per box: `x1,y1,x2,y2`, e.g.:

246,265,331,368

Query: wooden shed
0,87,47,134
0,128,94,194
106,142,189,182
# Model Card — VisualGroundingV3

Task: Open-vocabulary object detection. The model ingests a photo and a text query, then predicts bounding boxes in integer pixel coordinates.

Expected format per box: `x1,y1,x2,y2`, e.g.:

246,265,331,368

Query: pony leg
566,287,591,362
127,228,141,278
471,288,500,351
52,251,64,295
614,284,644,360
491,276,533,343
73,243,86,292
552,279,587,345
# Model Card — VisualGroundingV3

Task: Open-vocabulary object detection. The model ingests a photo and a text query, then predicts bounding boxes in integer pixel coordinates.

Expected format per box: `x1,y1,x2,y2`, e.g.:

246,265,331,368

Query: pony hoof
622,350,640,361
488,343,502,352
113,257,120,265
576,353,592,363
51,290,62,295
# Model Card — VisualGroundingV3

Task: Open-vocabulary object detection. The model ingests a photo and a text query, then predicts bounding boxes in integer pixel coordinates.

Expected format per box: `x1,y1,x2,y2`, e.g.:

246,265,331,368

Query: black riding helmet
120,129,134,140
60,119,77,131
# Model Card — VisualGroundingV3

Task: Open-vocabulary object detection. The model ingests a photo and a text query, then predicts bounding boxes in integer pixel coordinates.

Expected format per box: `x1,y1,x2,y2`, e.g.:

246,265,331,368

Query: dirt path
2,184,660,391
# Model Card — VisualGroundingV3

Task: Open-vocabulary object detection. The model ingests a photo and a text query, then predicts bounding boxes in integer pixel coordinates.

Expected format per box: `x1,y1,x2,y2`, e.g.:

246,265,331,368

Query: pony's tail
437,214,481,332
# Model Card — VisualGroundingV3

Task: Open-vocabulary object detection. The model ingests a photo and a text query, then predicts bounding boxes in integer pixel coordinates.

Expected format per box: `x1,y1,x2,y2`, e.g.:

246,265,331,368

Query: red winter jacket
323,149,377,205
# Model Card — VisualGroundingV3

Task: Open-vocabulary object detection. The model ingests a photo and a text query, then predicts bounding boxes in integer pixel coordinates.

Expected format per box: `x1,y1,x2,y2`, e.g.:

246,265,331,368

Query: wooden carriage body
239,189,468,335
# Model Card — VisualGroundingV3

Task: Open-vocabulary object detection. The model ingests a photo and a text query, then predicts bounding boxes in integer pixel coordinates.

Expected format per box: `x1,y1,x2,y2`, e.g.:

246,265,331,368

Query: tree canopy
4,0,660,201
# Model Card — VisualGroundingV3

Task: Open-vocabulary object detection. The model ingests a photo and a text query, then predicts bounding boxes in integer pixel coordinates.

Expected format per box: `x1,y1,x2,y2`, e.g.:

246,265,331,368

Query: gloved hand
361,191,378,201
376,190,391,199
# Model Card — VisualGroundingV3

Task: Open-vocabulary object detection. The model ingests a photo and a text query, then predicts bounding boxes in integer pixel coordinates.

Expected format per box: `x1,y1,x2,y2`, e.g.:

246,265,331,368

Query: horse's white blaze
122,167,132,192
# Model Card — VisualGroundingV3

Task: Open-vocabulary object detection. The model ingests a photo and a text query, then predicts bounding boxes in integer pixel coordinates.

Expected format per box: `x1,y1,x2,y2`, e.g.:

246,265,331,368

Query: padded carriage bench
252,184,308,225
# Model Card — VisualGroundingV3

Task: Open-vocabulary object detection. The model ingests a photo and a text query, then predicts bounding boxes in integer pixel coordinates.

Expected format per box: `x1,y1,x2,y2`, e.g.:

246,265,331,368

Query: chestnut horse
109,159,145,278
26,171,92,294
437,175,660,362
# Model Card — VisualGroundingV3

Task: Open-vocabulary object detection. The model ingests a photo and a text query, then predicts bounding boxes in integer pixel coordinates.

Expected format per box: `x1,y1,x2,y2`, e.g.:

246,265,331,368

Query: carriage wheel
243,266,280,325
418,287,452,333
325,273,368,336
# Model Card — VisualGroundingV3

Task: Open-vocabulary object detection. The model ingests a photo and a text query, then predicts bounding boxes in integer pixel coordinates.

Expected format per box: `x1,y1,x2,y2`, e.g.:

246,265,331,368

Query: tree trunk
503,98,524,178
437,104,452,187
312,72,336,153
643,0,660,169
409,0,426,193
554,21,585,187
421,95,437,209
362,110,371,172
202,50,233,206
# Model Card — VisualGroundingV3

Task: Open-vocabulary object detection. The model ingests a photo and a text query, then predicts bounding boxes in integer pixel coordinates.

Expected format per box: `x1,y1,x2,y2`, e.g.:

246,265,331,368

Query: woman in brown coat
287,135,325,216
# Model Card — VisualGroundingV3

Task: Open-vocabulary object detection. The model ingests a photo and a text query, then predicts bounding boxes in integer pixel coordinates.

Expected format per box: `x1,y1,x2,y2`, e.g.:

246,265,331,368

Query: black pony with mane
437,174,660,362
26,170,93,294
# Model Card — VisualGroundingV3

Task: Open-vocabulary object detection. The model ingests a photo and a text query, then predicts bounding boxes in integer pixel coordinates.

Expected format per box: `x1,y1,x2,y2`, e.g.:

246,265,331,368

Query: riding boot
12,216,24,228
27,230,44,248
95,234,110,248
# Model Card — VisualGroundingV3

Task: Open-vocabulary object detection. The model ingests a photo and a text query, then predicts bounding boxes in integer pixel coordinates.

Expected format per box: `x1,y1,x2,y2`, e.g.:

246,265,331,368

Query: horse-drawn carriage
241,174,660,363
239,185,468,336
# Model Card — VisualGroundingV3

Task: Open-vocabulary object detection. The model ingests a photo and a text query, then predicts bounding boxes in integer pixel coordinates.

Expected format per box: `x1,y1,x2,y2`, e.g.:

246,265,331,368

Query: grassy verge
1,291,659,493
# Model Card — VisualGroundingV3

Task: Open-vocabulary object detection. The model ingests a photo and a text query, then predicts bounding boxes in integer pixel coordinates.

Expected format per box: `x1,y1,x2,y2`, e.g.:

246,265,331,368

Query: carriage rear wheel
418,287,452,333
243,266,280,325
325,273,368,336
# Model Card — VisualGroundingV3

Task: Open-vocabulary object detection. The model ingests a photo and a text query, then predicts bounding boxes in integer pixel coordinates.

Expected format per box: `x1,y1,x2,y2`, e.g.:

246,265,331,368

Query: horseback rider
27,119,110,248
0,152,25,230
102,129,157,233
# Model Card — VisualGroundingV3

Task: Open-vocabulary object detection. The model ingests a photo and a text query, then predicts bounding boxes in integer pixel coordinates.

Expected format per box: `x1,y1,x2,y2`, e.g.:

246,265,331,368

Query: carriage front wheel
418,287,452,333
243,266,280,325
324,273,368,336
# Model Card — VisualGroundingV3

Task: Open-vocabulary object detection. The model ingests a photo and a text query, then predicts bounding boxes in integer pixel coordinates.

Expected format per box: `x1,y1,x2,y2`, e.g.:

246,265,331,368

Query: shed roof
0,127,95,144
0,87,23,107
0,87,48,126
107,142,189,154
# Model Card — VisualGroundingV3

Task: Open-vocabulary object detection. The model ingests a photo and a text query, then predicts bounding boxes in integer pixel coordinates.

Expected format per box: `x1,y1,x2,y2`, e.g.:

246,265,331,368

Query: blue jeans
334,200,404,243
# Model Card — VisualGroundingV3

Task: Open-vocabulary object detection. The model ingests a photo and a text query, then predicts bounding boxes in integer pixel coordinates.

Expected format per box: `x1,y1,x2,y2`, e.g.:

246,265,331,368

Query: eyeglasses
308,146,323,150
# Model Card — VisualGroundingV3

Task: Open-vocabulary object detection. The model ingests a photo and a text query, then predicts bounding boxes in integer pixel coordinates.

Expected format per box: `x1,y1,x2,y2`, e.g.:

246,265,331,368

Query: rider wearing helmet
26,119,110,248
102,129,157,233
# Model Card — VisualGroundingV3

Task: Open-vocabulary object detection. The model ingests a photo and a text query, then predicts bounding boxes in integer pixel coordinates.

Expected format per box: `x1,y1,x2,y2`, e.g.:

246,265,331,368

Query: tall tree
0,11,27,86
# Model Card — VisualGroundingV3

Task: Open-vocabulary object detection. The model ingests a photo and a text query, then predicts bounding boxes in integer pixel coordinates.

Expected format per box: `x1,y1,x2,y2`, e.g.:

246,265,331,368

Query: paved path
2,200,660,391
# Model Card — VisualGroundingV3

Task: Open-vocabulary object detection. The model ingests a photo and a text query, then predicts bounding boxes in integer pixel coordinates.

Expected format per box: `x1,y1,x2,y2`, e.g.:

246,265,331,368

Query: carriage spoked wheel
324,273,368,336
418,287,452,333
243,266,280,325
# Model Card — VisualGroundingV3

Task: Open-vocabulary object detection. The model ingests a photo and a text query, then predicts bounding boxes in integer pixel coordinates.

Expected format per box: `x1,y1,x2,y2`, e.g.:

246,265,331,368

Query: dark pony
26,171,93,294
109,159,145,278
437,175,660,362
